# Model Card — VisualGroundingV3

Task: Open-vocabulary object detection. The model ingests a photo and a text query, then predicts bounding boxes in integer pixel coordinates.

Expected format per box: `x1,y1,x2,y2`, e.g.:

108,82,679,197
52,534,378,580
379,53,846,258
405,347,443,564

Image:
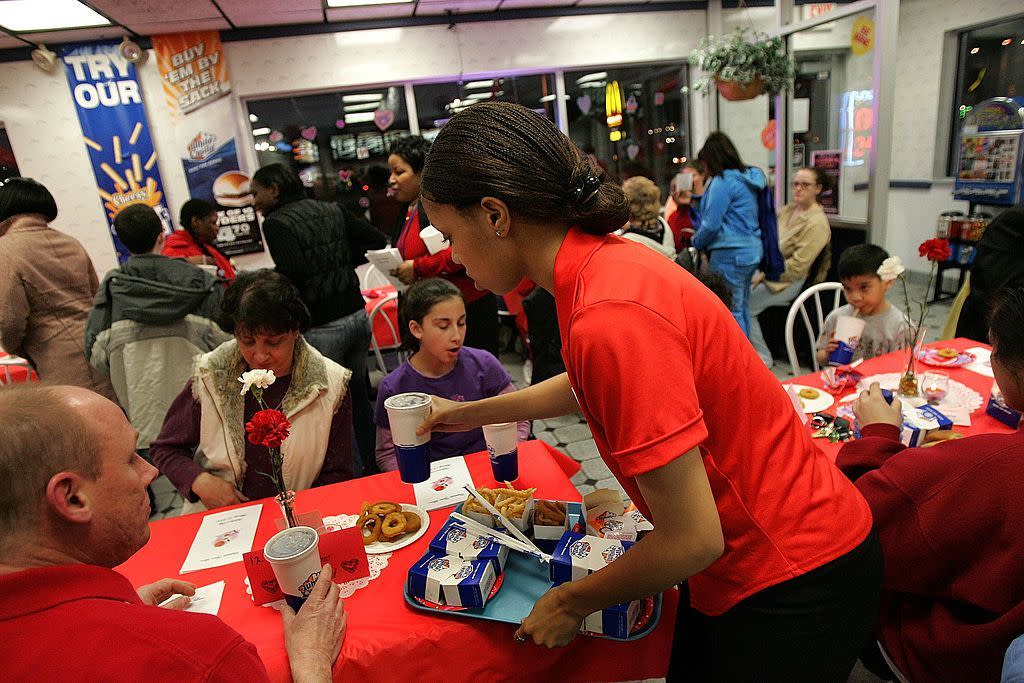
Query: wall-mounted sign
606,81,623,128
851,16,875,56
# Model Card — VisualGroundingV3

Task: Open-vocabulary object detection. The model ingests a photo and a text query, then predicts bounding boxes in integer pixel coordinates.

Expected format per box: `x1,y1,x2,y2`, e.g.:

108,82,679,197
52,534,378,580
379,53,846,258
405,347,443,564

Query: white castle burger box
428,517,509,575
584,489,653,542
407,551,497,609
550,531,640,638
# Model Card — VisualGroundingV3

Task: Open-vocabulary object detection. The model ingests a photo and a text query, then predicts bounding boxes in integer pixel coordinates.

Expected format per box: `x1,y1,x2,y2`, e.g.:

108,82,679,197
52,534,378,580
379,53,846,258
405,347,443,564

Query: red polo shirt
554,228,872,616
0,564,268,681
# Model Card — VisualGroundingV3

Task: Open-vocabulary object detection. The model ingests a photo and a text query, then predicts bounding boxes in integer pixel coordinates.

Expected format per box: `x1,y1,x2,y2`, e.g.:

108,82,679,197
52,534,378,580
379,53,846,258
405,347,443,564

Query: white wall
0,10,705,276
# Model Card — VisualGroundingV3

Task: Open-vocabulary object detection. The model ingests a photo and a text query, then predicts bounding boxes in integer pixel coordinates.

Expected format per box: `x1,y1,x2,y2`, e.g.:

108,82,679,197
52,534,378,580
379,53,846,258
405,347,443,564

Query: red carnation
245,409,291,448
918,238,951,262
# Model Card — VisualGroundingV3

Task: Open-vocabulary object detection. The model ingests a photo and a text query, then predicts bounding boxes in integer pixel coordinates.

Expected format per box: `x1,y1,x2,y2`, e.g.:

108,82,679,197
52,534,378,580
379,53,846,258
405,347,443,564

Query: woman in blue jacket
692,133,765,336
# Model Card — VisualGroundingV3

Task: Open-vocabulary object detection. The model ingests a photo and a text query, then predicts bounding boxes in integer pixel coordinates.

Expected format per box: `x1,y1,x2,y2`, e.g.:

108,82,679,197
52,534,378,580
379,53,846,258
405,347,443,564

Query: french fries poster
60,42,172,263
151,31,230,116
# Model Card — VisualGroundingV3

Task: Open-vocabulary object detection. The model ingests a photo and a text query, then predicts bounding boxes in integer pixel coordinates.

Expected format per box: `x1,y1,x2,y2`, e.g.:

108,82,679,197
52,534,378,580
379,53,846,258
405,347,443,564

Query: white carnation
877,256,905,282
238,369,276,396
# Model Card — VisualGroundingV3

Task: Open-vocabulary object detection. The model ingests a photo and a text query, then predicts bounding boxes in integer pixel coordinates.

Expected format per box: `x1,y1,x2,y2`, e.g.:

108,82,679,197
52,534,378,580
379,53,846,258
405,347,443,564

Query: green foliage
690,27,796,96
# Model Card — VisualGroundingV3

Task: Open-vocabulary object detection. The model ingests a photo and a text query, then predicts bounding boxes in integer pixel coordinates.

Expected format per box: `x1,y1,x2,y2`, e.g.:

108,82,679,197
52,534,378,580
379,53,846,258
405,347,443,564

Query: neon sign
840,89,873,166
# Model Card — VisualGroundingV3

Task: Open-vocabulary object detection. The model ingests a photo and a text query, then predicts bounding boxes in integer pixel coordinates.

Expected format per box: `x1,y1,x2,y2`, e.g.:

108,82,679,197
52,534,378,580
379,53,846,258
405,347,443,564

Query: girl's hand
393,260,416,284
514,584,585,648
854,382,903,429
416,395,477,435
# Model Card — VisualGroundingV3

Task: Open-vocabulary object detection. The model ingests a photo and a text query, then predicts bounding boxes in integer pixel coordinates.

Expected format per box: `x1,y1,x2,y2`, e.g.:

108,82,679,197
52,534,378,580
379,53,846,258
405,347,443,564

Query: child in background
816,244,914,364
374,278,530,471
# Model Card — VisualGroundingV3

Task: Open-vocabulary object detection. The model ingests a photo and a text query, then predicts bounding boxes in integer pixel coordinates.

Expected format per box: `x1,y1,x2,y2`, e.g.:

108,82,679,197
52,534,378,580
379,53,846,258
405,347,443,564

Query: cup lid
264,526,318,561
384,392,431,410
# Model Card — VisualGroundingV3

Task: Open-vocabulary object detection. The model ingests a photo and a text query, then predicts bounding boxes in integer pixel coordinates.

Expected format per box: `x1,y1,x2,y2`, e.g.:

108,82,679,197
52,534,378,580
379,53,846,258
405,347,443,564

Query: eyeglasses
792,181,816,189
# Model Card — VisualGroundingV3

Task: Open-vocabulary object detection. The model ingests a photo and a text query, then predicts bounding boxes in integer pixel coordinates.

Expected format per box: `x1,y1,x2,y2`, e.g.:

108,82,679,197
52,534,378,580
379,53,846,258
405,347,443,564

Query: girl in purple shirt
374,278,529,471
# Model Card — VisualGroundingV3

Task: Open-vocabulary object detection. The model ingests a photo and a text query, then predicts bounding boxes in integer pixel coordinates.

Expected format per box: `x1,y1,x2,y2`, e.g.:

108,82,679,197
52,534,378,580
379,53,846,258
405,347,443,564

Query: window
413,74,557,139
946,16,1024,176
246,86,411,213
564,63,690,193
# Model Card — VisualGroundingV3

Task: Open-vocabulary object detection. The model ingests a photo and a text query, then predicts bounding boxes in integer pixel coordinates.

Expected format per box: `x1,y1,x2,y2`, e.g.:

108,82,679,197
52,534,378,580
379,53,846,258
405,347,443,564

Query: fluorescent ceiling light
465,91,503,100
344,102,380,112
0,0,111,32
575,72,607,85
539,94,570,103
578,81,606,90
464,80,495,90
342,93,383,103
327,0,413,7
344,112,376,123
249,114,258,122
252,127,271,136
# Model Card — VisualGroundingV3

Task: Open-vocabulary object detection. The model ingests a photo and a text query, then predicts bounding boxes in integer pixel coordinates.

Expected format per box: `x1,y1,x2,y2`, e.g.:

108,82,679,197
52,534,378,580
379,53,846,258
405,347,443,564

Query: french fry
129,122,143,145
113,135,122,164
132,154,142,183
127,170,140,192
144,152,157,171
100,162,127,190
83,136,102,152
97,188,113,202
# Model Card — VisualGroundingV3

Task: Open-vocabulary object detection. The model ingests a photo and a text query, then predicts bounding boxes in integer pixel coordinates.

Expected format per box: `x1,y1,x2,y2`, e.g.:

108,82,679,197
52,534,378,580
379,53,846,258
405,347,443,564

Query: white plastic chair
368,291,401,375
358,263,390,291
784,282,845,375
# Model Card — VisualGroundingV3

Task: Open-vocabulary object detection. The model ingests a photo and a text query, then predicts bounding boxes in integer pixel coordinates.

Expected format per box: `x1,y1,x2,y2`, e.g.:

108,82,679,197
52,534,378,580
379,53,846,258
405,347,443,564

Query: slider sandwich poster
60,42,173,263
151,31,263,256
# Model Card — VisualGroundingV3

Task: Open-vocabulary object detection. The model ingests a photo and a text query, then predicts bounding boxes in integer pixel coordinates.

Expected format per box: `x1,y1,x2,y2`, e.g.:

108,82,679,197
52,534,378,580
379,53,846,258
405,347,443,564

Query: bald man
0,385,346,681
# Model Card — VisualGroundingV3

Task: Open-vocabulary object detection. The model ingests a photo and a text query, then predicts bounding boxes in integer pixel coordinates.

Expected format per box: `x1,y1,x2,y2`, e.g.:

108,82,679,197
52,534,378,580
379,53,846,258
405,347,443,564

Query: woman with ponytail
414,102,881,681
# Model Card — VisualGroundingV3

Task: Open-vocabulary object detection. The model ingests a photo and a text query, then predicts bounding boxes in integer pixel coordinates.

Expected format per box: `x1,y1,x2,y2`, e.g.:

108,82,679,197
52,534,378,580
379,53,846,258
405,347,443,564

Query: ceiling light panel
0,0,111,32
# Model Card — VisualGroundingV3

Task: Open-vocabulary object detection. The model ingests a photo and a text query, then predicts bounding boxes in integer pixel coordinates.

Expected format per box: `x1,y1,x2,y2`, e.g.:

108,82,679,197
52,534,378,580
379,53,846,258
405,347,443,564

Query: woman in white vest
150,270,354,514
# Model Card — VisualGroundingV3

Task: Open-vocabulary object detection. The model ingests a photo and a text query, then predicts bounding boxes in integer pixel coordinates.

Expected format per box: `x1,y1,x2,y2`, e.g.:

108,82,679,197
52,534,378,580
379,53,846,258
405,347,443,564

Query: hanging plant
691,27,795,100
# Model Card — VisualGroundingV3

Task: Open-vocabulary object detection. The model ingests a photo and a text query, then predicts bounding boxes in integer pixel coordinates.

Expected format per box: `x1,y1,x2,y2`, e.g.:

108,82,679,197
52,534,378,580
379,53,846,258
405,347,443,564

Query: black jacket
957,205,1024,342
262,198,387,327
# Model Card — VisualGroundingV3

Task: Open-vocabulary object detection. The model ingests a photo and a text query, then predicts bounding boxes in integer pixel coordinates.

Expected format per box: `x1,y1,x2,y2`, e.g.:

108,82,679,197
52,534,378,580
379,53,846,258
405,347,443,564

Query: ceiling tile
87,0,222,25
228,10,325,27
325,5,416,22
496,0,573,7
416,1,501,15
135,18,232,36
575,0,648,5
19,26,128,45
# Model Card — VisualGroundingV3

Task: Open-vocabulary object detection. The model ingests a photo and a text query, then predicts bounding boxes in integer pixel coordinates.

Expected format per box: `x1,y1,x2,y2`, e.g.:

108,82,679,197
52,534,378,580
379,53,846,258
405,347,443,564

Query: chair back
359,263,390,290
368,291,402,375
940,272,971,341
785,282,845,375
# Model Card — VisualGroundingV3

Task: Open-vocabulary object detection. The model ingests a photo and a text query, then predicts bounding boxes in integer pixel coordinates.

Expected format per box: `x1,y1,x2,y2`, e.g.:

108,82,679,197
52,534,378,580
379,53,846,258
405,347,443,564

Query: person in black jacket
251,163,387,476
957,205,1024,342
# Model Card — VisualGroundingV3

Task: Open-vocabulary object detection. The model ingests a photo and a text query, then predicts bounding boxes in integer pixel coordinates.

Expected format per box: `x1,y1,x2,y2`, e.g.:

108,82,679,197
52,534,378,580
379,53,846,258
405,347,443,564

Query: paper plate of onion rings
358,501,430,554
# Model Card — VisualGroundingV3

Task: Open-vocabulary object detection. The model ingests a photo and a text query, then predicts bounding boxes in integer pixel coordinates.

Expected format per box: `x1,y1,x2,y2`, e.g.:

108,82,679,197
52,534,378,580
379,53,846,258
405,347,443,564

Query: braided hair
420,102,629,235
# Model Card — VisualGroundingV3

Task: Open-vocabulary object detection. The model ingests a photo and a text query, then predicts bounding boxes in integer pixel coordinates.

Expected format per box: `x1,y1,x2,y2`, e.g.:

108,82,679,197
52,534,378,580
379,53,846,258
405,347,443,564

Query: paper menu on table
964,347,994,378
364,248,406,291
180,505,262,574
413,456,474,511
160,580,227,615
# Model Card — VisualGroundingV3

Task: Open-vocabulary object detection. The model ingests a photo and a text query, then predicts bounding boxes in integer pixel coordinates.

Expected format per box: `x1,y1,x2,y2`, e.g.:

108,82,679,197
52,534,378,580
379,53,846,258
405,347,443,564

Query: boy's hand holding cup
828,316,866,366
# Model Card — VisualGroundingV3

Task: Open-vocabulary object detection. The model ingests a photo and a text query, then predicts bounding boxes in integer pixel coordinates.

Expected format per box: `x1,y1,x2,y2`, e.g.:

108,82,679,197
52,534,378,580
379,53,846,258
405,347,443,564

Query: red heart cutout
340,559,359,574
261,579,279,593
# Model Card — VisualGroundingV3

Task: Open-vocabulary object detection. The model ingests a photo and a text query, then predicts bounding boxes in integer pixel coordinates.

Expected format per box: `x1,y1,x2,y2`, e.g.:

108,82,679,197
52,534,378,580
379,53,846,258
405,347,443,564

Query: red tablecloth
0,352,38,384
117,441,677,682
791,338,1014,462
363,286,400,349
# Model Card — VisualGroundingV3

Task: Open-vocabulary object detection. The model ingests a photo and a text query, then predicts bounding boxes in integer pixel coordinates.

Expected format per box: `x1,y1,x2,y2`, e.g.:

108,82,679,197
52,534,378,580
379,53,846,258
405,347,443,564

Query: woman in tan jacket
748,167,832,367
0,178,115,400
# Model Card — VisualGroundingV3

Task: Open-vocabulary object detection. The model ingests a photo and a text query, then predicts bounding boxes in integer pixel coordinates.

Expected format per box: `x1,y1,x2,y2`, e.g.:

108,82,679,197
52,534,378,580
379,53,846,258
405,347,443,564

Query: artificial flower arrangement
876,238,953,396
690,27,796,100
239,369,296,527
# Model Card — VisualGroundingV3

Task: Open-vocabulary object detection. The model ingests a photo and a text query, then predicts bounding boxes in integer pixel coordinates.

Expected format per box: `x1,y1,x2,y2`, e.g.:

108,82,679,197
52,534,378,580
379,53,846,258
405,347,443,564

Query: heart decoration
627,143,640,160
268,130,283,143
576,94,592,115
261,579,279,594
335,119,346,129
374,109,395,132
340,559,360,574
301,126,317,141
337,169,353,182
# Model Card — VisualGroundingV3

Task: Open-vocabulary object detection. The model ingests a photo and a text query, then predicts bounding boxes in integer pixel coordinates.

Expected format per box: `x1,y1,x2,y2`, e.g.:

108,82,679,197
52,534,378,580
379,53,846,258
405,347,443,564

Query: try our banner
151,31,263,256
60,42,172,263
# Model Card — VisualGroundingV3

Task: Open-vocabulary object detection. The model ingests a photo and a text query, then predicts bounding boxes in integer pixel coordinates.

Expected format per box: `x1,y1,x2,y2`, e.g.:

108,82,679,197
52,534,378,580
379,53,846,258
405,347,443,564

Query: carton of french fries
584,489,653,542
428,517,509,574
550,531,641,638
533,499,569,548
407,551,498,609
462,485,536,533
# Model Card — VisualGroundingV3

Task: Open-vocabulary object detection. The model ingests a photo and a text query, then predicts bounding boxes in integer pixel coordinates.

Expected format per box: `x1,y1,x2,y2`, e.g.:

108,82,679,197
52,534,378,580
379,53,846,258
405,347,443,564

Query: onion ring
371,502,401,516
358,513,381,545
402,511,422,533
380,512,407,538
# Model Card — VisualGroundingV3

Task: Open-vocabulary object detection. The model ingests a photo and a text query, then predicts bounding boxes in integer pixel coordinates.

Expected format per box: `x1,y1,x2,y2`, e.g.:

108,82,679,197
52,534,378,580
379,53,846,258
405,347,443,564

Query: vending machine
953,97,1024,206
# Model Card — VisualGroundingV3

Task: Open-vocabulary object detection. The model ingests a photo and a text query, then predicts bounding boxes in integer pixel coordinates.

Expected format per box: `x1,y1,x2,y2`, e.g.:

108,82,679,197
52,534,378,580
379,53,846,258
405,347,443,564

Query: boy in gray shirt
816,244,914,364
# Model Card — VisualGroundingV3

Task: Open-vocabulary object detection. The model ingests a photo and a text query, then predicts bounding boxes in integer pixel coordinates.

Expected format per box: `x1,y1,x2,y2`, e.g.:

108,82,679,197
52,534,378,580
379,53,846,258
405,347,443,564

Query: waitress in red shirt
387,137,499,356
416,103,881,682
162,199,236,281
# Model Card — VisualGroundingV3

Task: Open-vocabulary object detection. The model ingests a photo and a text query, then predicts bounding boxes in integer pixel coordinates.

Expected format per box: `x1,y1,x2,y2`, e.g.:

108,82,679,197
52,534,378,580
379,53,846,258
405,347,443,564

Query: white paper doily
246,513,392,606
857,373,984,413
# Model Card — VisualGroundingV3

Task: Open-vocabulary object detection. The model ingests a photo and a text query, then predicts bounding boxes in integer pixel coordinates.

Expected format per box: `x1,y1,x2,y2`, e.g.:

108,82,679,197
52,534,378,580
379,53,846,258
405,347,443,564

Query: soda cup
482,422,519,482
384,393,433,483
828,315,866,366
264,526,322,611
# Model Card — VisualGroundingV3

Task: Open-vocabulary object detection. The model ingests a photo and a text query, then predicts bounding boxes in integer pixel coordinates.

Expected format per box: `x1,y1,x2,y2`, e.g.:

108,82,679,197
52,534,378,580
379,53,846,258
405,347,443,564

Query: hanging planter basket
715,77,765,101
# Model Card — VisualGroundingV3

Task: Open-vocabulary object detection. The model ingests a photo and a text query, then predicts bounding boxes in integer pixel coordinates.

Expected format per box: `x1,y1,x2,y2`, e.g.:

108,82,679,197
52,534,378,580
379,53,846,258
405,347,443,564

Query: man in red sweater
837,287,1024,682
0,384,346,681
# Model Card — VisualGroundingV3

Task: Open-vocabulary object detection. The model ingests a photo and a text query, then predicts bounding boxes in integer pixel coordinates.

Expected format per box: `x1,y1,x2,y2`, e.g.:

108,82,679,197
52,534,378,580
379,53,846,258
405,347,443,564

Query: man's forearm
453,373,579,426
